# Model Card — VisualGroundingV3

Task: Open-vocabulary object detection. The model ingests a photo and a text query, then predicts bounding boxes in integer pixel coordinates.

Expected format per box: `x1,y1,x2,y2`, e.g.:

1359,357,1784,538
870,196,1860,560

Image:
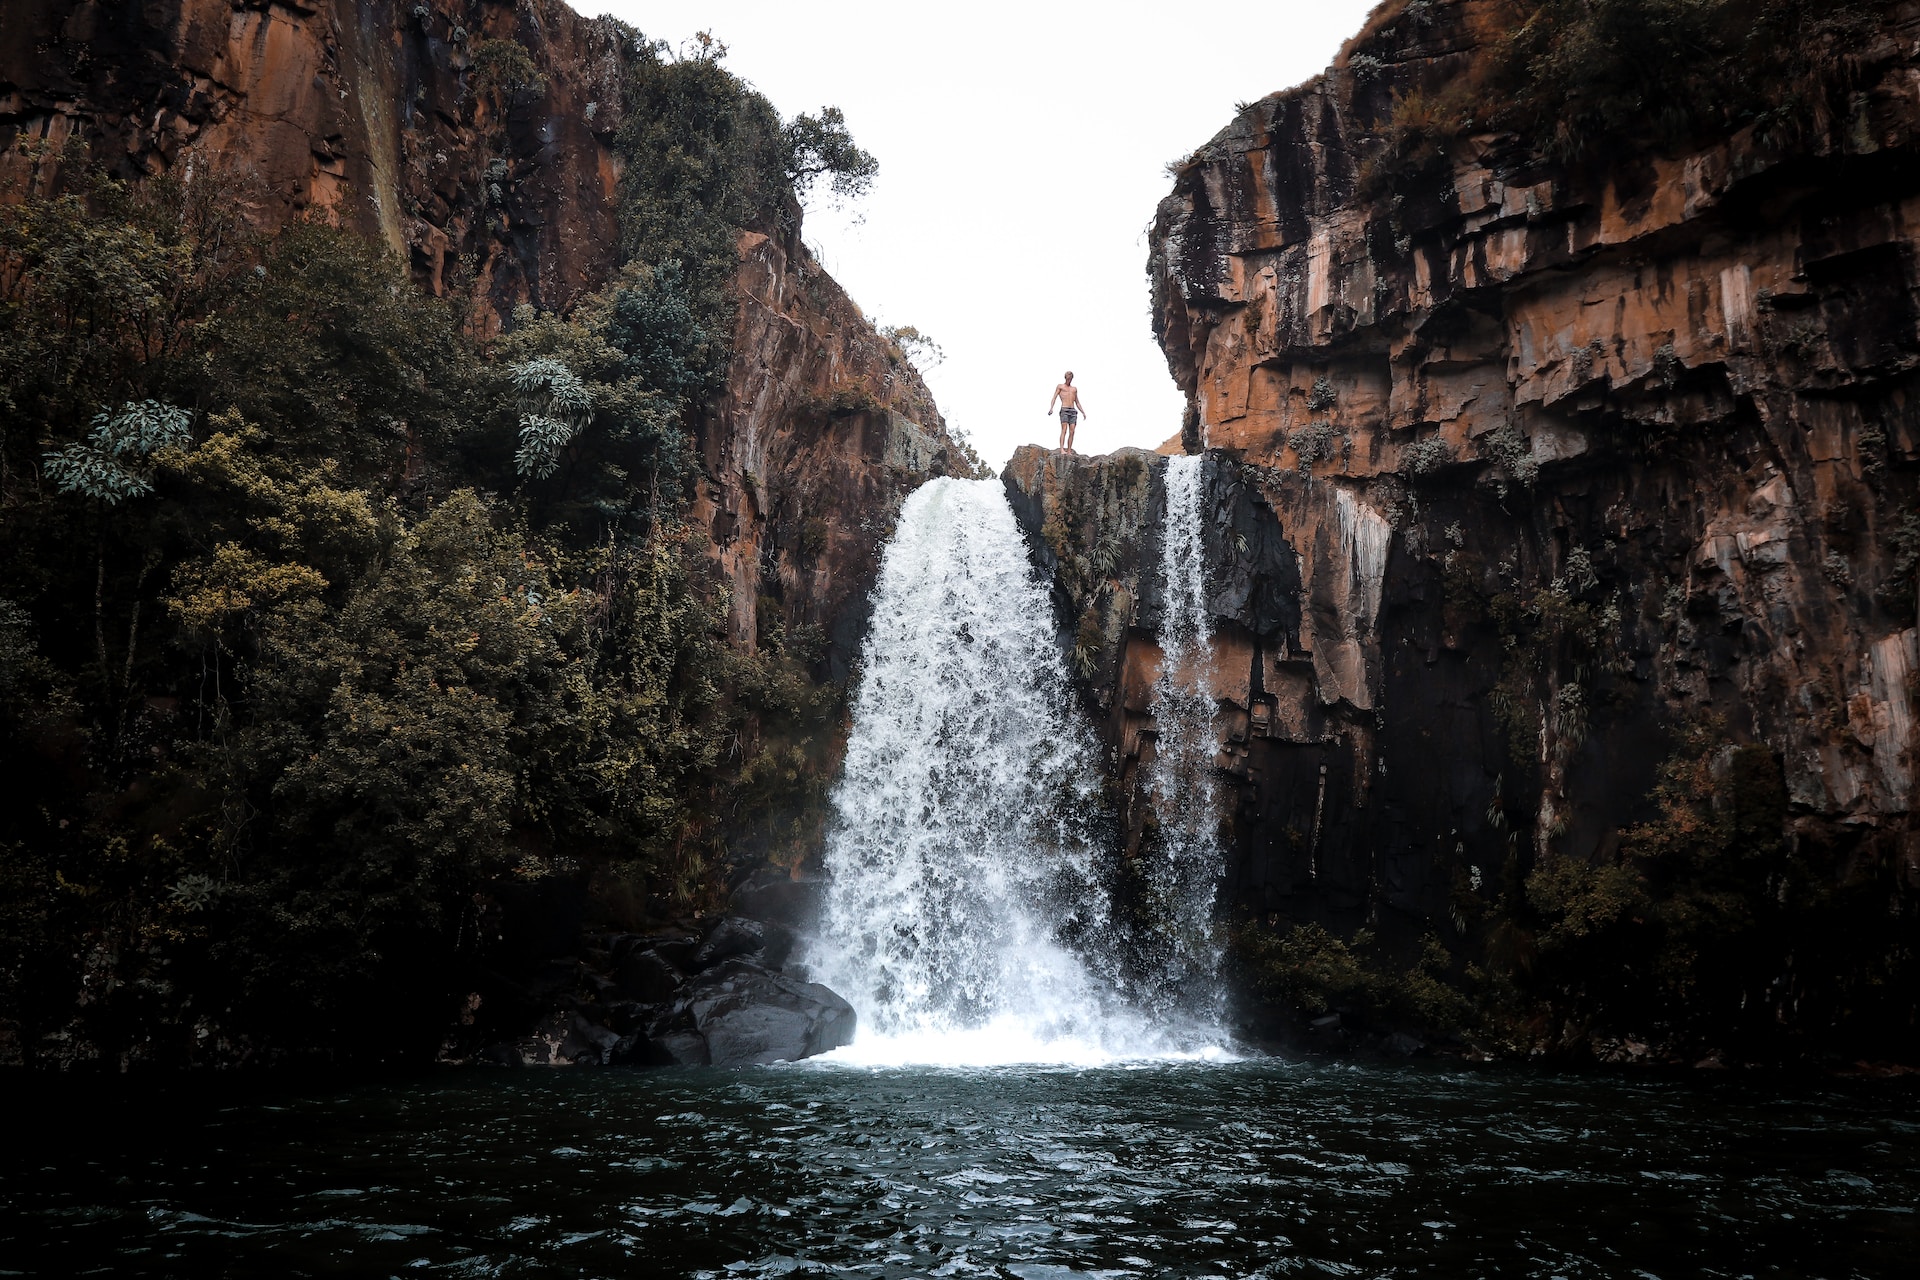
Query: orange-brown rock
1,0,630,320
695,225,965,677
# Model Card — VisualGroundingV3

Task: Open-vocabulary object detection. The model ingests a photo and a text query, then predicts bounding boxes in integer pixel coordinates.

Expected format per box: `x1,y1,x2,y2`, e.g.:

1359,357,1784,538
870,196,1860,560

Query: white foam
810,1017,1239,1070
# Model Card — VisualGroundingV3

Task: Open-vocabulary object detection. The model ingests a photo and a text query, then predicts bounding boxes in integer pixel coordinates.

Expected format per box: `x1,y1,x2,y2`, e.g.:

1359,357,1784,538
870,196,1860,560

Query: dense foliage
0,36,887,1068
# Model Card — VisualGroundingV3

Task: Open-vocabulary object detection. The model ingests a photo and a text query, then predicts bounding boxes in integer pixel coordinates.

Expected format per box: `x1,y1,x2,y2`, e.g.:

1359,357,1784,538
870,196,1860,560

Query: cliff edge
1014,0,1920,1063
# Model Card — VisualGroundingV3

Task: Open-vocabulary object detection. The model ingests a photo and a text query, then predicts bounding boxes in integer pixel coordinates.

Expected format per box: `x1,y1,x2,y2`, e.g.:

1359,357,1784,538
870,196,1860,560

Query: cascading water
1136,453,1226,1017
810,475,1228,1066
808,476,1222,1065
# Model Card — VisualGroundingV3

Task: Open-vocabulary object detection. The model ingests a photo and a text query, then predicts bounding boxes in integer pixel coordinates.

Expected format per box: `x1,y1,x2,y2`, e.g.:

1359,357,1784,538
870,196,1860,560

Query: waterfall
1138,454,1225,1016
809,477,1222,1066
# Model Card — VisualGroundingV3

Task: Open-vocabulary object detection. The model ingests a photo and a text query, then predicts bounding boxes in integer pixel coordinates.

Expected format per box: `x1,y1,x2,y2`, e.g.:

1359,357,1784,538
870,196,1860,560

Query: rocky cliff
1013,0,1920,1062
0,0,962,1068
0,0,962,747
695,228,960,679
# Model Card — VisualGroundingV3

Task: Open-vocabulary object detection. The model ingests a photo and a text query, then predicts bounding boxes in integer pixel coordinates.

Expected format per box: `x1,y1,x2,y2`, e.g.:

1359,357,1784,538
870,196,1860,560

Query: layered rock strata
1013,0,1919,1038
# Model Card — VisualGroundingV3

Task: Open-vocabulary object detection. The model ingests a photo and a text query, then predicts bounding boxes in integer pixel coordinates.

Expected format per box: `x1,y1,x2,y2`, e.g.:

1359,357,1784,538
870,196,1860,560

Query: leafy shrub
1402,435,1455,477
510,356,593,479
1482,423,1539,489
881,324,944,369
1288,420,1339,474
468,38,545,105
1233,921,1475,1039
43,401,192,504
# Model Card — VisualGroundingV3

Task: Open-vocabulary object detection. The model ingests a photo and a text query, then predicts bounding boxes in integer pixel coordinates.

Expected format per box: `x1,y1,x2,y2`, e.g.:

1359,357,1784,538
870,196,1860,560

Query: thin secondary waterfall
809,478,1126,1062
1139,453,1225,1016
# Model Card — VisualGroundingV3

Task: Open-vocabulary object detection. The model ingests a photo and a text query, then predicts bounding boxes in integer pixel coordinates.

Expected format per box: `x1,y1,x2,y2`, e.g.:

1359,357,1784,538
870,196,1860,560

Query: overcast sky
594,1,1381,468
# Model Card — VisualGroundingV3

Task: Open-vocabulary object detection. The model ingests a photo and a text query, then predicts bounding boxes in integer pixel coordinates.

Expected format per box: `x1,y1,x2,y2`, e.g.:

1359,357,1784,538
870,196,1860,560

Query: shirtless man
1047,371,1088,453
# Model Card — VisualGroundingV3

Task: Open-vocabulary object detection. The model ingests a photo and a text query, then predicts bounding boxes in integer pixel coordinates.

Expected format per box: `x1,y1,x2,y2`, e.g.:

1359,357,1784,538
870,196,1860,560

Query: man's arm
1074,393,1087,417
1047,386,1059,414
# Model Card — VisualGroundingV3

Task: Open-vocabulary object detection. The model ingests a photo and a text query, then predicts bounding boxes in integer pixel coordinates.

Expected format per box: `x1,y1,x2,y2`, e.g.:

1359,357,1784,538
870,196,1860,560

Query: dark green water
4,1059,1916,1278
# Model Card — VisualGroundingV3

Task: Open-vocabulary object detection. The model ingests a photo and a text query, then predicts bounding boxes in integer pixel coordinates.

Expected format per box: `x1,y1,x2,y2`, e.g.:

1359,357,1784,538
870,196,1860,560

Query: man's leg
1066,419,1076,453
1057,417,1068,450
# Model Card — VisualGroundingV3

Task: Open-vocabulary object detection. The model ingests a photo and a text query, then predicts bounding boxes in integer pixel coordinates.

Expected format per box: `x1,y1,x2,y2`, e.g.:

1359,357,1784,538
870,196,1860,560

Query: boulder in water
647,1030,712,1067
682,960,855,1065
474,909,844,1068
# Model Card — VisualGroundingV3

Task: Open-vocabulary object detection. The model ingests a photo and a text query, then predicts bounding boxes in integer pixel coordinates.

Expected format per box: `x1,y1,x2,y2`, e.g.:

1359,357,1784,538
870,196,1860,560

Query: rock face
1014,0,1920,1052
0,0,628,319
694,227,966,680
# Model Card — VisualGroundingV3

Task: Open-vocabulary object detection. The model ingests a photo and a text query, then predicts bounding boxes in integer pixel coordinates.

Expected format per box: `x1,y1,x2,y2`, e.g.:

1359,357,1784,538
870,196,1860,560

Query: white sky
594,1,1381,468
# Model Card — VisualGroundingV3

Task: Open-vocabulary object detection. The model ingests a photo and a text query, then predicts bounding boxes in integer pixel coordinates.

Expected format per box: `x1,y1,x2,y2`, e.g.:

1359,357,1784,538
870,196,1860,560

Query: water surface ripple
5,1059,1916,1278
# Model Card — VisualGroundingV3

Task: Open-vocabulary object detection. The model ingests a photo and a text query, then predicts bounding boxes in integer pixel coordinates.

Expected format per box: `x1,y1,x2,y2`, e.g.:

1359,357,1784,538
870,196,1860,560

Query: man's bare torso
1054,383,1081,409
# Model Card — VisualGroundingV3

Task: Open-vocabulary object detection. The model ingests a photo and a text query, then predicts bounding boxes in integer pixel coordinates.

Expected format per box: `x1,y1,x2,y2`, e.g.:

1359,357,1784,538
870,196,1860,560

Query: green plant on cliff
0,31,891,1063
612,40,878,427
1494,0,1879,158
880,323,944,369
785,106,879,204
1358,79,1486,198
1483,543,1622,772
1469,718,1920,1061
469,38,545,105
1288,420,1340,476
1481,423,1539,495
1232,921,1476,1041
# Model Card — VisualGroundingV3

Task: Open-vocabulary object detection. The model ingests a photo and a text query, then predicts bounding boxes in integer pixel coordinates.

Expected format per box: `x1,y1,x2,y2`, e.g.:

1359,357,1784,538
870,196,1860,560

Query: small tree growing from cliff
880,324,943,369
785,106,878,205
468,38,545,109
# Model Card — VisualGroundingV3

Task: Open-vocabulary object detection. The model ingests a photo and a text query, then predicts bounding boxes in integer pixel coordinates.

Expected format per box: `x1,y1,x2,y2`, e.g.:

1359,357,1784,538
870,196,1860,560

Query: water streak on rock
1140,454,1226,1015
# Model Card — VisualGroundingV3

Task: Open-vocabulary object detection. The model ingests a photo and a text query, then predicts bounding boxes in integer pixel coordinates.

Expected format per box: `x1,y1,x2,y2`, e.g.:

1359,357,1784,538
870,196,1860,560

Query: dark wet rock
615,949,683,1004
601,1001,655,1036
684,960,856,1066
644,1028,712,1067
641,932,701,972
480,1011,573,1067
470,886,844,1070
1382,1032,1426,1058
564,1014,624,1066
690,916,796,972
